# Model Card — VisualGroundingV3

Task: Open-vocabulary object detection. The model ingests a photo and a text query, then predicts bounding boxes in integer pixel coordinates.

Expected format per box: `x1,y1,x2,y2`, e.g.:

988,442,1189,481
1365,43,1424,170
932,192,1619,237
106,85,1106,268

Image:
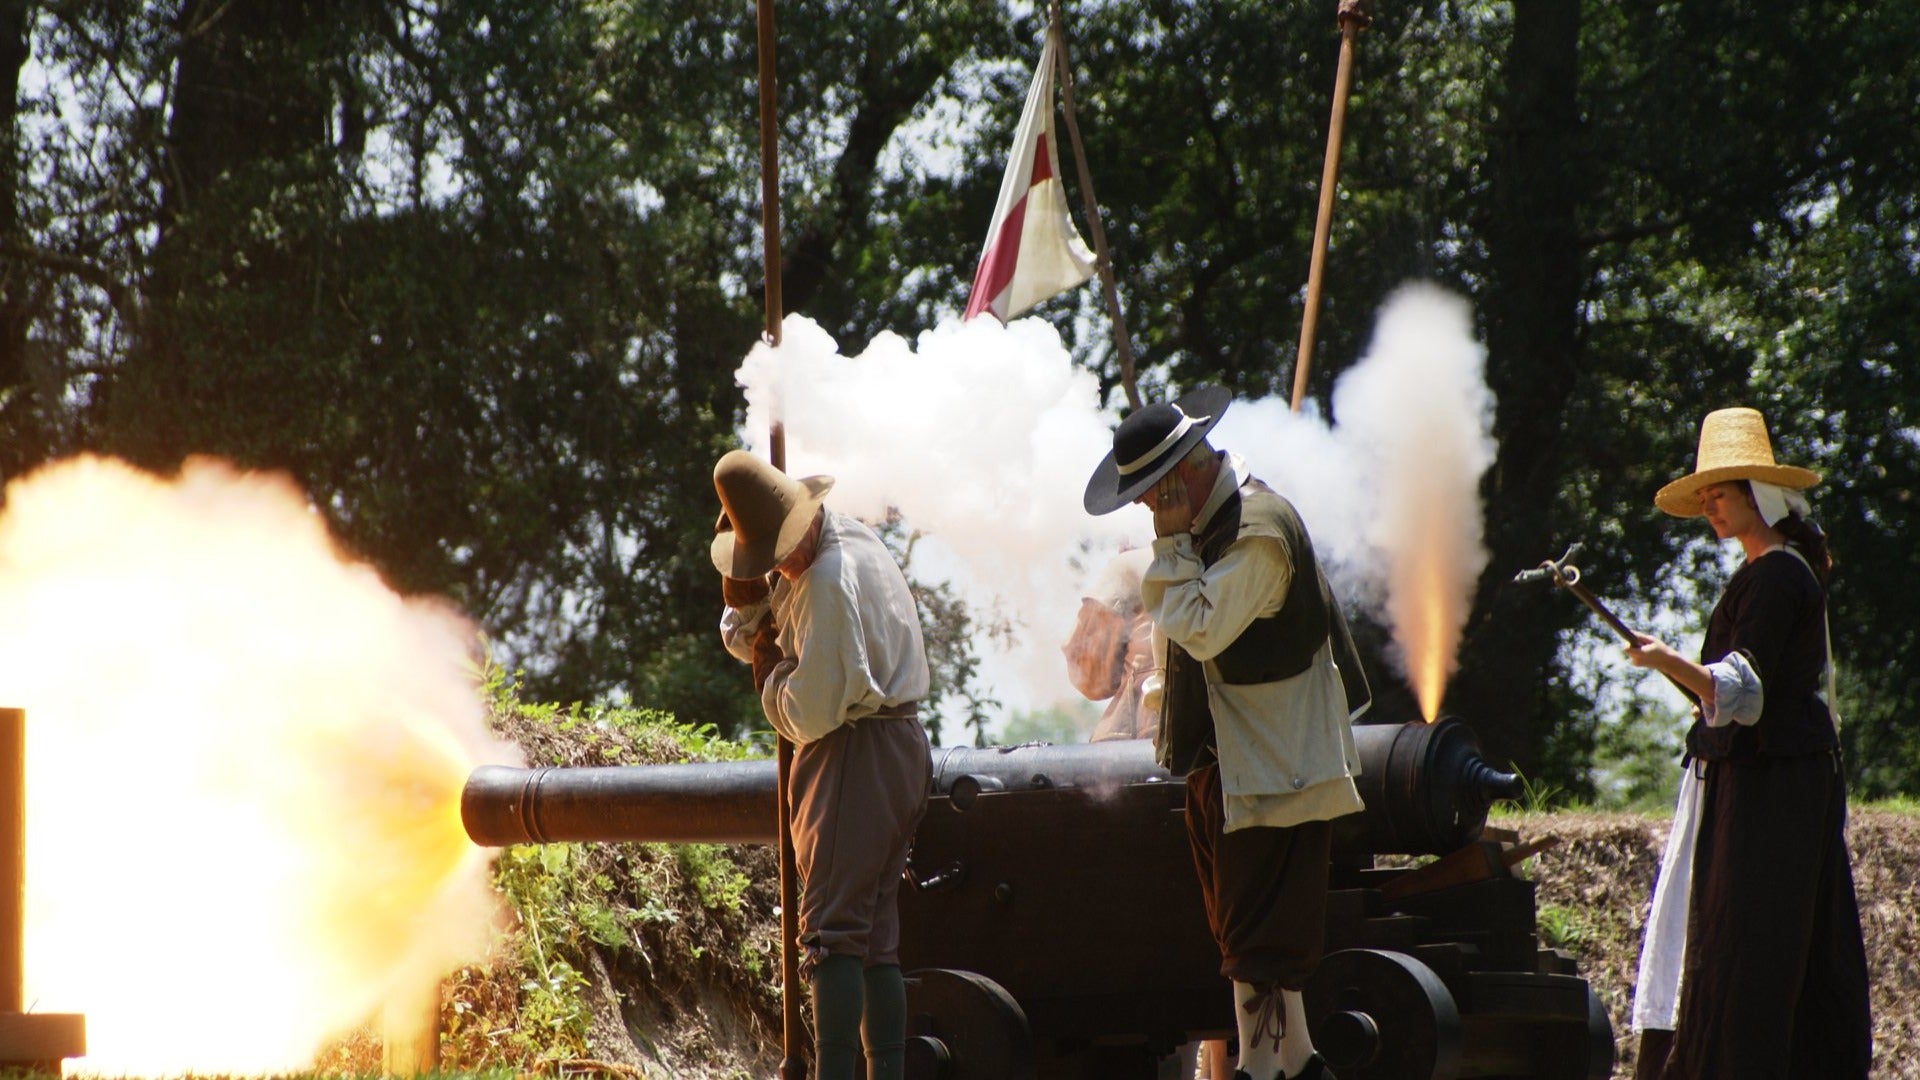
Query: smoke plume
734,282,1493,724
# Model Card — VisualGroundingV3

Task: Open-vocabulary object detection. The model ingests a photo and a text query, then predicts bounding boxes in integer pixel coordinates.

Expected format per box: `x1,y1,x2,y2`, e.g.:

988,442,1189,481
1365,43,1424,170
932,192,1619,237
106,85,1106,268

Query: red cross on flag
963,31,1097,322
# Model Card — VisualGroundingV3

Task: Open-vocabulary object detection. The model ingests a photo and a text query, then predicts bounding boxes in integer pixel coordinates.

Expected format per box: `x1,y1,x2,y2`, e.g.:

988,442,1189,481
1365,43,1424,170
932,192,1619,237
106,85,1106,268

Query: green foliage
1535,902,1590,952
1490,768,1583,817
488,844,599,1064
1855,795,1920,817
675,843,755,916
8,0,1920,799
1000,701,1100,745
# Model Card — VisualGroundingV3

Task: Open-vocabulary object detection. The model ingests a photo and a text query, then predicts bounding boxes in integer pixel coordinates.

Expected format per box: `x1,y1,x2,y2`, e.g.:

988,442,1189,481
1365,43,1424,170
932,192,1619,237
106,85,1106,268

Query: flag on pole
963,31,1097,322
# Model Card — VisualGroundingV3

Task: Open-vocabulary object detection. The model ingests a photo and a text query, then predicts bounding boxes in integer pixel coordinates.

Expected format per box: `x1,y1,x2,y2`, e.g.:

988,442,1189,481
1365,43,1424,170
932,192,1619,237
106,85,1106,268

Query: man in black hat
1084,387,1371,1080
711,449,932,1080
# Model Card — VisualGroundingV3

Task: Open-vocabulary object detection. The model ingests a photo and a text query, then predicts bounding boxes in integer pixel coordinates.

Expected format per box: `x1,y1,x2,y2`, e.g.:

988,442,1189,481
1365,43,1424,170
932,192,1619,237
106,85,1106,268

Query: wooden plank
0,1012,88,1062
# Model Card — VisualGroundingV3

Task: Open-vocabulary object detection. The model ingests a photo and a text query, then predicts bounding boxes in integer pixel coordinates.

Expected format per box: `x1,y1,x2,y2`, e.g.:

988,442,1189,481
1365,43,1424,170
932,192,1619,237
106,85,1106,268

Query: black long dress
1664,549,1872,1079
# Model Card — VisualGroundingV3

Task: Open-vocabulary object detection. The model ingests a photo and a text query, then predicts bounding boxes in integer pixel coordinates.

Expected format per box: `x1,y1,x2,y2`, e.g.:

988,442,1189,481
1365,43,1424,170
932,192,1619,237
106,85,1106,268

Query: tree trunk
159,0,331,229
1447,0,1585,778
0,0,34,478
107,0,336,467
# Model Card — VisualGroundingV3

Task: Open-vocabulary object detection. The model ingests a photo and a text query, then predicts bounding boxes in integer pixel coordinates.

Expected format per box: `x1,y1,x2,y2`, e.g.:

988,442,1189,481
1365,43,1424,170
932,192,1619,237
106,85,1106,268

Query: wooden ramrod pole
752,1,806,1076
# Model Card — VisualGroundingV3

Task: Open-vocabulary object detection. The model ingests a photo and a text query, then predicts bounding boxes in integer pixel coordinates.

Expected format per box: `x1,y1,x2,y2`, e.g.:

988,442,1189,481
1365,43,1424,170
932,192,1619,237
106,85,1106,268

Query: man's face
775,512,824,581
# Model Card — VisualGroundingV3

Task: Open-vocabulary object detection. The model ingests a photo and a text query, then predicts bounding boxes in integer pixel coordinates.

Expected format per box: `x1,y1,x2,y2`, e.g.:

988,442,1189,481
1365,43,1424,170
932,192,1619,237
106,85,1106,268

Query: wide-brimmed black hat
1083,385,1231,516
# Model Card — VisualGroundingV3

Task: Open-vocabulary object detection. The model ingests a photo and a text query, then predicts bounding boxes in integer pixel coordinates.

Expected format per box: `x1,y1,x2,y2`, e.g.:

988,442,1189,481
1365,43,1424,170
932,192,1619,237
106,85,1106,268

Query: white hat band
1116,410,1211,475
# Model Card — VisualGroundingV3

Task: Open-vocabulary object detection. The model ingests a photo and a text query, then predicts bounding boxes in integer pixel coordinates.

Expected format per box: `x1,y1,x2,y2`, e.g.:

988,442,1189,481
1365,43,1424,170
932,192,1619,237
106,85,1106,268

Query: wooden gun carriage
463,717,1613,1079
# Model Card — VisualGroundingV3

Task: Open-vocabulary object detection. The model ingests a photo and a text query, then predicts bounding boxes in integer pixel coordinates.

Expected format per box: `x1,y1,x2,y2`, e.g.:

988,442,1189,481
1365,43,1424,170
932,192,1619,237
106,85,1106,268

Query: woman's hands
1626,632,1716,706
1624,632,1681,670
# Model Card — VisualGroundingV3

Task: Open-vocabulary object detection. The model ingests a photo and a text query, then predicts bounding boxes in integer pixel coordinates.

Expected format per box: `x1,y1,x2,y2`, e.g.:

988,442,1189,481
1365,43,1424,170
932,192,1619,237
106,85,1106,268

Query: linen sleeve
1702,650,1763,728
1139,532,1291,662
719,597,770,663
760,582,868,744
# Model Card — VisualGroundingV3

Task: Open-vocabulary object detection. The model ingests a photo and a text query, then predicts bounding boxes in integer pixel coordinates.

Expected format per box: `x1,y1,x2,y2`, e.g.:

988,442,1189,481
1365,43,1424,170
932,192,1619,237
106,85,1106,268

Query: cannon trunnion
461,719,1613,1079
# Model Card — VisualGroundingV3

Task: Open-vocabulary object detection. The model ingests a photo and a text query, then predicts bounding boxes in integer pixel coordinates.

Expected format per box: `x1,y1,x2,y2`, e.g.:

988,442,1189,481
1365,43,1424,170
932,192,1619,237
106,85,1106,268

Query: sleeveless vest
1157,478,1367,774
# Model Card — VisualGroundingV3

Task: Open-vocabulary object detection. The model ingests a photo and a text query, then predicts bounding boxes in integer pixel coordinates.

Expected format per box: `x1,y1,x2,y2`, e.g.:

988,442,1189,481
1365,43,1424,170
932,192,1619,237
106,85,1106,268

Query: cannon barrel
462,716,1521,856
463,717,1608,1078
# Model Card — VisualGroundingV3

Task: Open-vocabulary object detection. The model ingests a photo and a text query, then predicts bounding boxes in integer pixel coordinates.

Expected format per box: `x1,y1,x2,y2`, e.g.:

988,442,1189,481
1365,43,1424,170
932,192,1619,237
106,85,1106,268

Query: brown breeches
790,714,931,967
1184,761,1332,989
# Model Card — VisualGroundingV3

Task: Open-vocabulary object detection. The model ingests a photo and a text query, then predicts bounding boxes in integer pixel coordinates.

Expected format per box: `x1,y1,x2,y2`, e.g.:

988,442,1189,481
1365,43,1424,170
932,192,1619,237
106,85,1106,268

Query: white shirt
721,509,930,744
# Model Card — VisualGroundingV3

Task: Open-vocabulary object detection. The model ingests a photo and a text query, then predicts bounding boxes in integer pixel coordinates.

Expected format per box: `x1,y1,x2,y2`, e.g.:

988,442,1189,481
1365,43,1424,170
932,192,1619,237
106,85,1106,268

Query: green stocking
812,954,864,1080
861,964,908,1080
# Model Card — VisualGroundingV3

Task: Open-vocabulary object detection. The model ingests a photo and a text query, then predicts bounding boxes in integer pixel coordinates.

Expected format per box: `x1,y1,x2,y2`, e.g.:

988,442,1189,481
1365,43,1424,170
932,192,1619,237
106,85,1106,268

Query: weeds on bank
425,669,780,1072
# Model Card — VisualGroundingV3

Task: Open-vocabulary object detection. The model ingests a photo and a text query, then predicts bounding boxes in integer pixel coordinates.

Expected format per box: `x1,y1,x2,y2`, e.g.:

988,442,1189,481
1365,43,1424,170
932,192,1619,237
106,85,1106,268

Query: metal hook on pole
1513,544,1693,697
1511,543,1641,643
1290,0,1372,412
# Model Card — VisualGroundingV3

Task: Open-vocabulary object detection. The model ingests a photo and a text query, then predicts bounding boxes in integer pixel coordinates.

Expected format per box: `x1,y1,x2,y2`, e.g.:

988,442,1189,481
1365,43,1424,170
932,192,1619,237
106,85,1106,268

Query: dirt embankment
1523,809,1920,1080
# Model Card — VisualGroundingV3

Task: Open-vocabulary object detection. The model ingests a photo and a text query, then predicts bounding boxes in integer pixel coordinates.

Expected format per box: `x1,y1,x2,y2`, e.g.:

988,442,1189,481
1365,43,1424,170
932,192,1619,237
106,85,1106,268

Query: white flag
963,31,1096,322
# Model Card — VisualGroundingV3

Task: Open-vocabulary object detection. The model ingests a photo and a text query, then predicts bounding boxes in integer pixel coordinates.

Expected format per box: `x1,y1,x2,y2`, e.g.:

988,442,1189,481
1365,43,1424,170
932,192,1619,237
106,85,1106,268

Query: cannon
463,718,1614,1079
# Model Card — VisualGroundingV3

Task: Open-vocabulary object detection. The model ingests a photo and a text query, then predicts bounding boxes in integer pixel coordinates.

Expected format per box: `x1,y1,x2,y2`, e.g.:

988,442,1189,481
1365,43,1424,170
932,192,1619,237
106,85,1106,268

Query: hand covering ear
722,572,772,608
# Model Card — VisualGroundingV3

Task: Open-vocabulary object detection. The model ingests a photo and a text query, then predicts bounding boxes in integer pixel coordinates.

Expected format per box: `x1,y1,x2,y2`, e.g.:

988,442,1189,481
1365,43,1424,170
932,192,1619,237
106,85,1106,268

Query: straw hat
709,450,834,577
1083,385,1231,516
1654,407,1820,517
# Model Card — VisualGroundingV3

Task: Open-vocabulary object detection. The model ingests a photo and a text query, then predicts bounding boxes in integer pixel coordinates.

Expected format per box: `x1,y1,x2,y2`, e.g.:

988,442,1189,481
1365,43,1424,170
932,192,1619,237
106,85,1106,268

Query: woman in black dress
1624,407,1871,1079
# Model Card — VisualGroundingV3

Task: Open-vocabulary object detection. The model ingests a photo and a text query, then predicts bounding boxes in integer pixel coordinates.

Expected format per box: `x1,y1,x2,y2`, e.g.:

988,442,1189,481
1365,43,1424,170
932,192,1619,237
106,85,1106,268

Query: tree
852,0,1920,790
6,0,1011,738
8,0,1919,791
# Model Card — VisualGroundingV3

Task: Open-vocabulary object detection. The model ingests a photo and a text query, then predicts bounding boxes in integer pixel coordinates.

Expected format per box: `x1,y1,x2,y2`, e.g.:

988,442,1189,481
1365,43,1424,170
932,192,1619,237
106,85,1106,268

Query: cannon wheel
1304,948,1463,1080
901,968,1036,1080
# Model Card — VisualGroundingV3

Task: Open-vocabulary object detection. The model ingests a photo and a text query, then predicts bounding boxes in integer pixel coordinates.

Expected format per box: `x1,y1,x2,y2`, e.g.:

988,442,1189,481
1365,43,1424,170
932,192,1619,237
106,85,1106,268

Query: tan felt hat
709,450,834,578
1654,407,1819,518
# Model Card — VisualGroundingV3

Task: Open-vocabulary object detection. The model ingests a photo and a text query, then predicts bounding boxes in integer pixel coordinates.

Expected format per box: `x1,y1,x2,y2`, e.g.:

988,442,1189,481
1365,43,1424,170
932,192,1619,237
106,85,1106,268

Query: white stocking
1278,989,1316,1075
1233,981,1283,1079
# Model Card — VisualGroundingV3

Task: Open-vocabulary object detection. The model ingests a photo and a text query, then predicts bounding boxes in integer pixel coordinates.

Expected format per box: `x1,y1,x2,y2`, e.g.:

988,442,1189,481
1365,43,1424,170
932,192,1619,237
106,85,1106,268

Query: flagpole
1290,0,1372,412
753,1,805,1077
1050,0,1142,411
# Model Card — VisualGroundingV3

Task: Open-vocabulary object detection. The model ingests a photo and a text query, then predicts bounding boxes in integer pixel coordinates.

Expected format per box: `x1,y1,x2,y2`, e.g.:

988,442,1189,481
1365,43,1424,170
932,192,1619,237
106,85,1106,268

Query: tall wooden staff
752,1,806,1076
1290,0,1372,412
1050,0,1141,410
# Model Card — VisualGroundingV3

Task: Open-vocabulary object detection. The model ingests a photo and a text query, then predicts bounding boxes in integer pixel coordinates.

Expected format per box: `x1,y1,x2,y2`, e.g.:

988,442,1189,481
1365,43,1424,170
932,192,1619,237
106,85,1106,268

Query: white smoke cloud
734,282,1494,730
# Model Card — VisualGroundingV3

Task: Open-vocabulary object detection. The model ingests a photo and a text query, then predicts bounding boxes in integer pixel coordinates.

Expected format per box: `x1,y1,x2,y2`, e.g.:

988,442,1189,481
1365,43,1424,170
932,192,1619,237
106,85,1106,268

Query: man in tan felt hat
711,449,932,1080
1085,387,1371,1080
1622,407,1870,1080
